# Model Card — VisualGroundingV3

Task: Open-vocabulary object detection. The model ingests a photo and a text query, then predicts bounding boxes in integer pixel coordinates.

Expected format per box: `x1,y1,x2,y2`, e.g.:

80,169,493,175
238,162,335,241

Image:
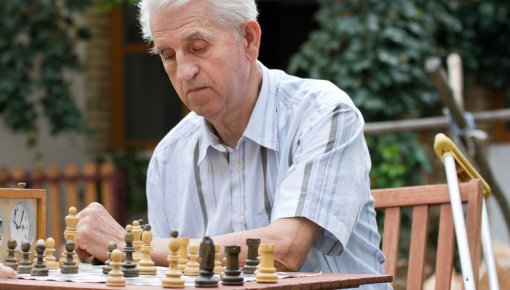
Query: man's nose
176,54,199,81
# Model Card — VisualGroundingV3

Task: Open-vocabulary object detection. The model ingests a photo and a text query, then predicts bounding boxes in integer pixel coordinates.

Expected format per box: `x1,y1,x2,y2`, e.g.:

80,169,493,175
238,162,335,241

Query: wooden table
0,273,392,289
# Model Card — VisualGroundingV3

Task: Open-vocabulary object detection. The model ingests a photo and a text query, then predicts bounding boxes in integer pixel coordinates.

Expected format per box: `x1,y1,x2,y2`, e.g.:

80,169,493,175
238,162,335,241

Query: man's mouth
188,86,206,94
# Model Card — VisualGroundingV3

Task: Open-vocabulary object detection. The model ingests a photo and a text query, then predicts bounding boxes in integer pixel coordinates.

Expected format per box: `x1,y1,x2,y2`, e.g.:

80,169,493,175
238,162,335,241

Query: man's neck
209,64,263,148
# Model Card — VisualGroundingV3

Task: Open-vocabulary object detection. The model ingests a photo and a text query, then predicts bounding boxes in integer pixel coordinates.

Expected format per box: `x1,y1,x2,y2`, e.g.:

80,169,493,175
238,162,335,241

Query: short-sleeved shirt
147,62,390,290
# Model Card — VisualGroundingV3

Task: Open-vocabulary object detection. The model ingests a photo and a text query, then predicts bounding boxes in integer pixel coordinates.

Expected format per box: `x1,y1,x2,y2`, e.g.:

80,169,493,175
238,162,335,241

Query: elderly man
75,1,388,288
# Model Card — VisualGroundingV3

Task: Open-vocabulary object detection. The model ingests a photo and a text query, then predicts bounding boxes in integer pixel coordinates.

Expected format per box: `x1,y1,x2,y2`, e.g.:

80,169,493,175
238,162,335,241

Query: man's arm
75,202,321,272
151,217,321,271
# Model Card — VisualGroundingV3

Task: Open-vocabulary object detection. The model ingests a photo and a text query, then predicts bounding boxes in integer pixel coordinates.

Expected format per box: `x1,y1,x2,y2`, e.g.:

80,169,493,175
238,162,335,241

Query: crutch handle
434,133,491,197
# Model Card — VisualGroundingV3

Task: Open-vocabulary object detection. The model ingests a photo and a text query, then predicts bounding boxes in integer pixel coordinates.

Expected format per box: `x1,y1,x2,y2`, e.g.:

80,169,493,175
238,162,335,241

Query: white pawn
138,224,157,275
106,249,126,287
132,220,143,263
184,244,199,276
44,238,59,269
162,231,184,288
177,237,189,272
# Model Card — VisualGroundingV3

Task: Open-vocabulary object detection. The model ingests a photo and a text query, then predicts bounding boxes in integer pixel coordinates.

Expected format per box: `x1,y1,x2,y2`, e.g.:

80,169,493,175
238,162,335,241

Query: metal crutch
434,133,500,290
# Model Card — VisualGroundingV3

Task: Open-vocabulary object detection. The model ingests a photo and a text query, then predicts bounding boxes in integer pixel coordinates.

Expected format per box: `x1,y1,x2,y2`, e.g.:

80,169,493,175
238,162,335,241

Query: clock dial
10,202,35,250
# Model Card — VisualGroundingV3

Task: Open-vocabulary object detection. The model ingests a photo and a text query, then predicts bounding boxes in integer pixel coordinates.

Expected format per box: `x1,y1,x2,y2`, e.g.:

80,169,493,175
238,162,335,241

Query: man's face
150,2,252,121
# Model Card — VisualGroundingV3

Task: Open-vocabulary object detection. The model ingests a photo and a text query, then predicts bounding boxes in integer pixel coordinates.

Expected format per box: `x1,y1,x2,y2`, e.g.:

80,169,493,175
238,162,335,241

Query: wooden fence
0,162,125,248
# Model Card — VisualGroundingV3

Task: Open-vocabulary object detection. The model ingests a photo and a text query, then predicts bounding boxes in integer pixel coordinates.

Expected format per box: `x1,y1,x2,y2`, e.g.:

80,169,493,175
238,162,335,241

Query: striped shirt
147,62,390,290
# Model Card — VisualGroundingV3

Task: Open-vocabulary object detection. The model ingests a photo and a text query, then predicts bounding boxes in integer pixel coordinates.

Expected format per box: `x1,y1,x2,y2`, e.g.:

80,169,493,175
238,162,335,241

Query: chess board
17,264,201,286
16,263,321,287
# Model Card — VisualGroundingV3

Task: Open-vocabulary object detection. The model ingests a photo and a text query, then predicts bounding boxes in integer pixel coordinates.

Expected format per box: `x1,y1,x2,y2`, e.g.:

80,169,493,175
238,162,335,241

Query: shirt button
236,216,245,224
235,164,242,172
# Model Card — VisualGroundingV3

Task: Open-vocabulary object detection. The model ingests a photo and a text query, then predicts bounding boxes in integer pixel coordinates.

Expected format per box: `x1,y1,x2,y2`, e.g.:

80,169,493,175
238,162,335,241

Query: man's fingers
75,247,91,258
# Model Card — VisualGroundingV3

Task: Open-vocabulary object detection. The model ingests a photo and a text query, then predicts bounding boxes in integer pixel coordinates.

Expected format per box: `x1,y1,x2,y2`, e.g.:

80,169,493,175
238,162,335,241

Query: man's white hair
138,0,259,42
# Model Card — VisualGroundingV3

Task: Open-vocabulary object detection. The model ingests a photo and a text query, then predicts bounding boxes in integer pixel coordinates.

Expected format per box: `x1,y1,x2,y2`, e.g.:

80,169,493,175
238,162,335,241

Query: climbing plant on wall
0,1,90,146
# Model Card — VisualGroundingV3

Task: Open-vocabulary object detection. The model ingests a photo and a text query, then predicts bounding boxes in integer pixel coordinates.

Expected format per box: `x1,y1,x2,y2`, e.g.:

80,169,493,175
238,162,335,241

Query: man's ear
242,20,261,61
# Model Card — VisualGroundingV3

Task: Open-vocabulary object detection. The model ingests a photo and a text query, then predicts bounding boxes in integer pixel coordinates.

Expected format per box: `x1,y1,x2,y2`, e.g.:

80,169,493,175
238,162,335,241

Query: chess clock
0,183,46,261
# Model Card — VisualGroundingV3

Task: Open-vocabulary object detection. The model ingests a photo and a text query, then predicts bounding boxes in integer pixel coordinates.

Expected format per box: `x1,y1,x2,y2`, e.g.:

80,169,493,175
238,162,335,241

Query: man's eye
194,45,207,52
161,53,175,61
191,40,208,53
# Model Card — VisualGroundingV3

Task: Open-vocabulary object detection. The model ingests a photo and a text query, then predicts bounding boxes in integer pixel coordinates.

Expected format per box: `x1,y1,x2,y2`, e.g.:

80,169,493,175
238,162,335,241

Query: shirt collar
197,61,279,164
243,61,279,151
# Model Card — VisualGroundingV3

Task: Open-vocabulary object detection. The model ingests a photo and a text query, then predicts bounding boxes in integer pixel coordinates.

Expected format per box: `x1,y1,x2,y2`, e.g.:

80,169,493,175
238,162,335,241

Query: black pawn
61,240,79,274
195,236,219,288
221,246,243,286
102,241,117,274
121,226,139,277
243,238,260,275
5,239,18,271
17,240,33,274
31,241,49,276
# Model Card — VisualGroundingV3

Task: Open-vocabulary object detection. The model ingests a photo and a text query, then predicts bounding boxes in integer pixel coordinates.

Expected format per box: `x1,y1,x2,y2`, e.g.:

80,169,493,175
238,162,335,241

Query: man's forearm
151,217,321,272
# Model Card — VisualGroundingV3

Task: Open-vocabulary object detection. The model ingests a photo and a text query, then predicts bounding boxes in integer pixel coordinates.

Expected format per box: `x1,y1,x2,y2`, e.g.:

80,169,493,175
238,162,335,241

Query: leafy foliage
107,148,150,212
289,0,509,188
438,0,510,96
0,1,90,143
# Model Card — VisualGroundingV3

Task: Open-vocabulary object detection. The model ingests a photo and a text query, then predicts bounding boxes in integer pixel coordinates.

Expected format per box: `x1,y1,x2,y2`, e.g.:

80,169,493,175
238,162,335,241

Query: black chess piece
5,239,18,271
103,241,117,274
221,246,243,286
17,240,33,274
243,238,260,275
31,241,49,276
121,225,139,277
61,240,79,274
195,236,219,288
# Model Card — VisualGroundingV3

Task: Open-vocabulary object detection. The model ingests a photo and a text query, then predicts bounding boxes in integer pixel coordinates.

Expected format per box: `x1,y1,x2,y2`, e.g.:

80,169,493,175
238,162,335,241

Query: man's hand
74,202,125,261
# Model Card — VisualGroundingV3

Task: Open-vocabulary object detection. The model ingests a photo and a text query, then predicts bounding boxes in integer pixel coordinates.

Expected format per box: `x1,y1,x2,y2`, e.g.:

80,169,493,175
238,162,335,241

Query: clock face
10,202,35,249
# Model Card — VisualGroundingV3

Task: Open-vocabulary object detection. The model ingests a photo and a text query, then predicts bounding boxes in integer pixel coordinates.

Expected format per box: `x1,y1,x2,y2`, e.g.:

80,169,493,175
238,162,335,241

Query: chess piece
162,230,184,288
60,207,80,266
177,237,189,272
5,239,18,271
106,249,126,287
184,244,199,276
243,238,260,275
44,238,59,269
17,240,33,274
221,246,243,286
61,240,79,274
195,236,219,287
138,224,157,275
33,239,45,263
255,243,277,283
121,224,139,277
102,241,117,274
213,243,222,275
31,241,49,276
132,220,143,263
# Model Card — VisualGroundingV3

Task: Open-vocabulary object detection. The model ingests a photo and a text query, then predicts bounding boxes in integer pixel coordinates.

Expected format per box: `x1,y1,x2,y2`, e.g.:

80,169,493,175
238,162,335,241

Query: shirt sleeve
271,103,371,256
146,154,172,238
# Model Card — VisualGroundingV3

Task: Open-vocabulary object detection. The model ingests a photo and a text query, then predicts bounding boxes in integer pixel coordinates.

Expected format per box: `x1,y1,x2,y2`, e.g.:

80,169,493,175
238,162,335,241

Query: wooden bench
0,162,124,248
372,180,483,290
